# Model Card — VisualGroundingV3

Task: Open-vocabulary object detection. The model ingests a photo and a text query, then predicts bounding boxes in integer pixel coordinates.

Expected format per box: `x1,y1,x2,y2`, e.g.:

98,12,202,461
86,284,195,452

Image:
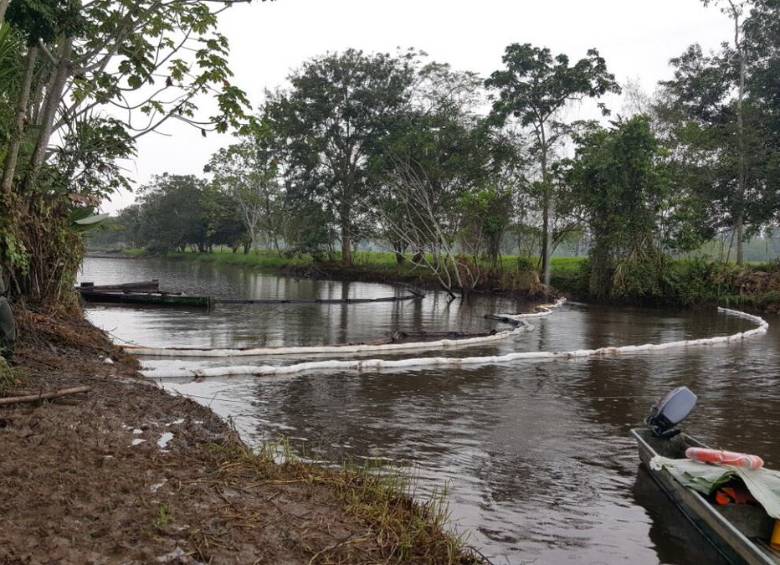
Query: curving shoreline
0,308,483,563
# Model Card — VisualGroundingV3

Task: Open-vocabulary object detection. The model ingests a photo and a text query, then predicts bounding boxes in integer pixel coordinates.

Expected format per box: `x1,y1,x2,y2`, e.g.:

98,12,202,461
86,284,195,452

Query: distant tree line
108,0,779,298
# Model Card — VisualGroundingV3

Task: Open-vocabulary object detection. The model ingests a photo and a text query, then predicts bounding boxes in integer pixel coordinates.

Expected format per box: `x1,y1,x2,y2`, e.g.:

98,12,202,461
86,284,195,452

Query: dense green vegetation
550,256,780,310
2,0,779,306
0,0,255,304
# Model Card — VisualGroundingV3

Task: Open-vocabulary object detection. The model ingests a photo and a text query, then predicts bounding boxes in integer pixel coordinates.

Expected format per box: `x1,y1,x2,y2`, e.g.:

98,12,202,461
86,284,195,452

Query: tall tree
658,0,780,263
710,0,749,262
566,116,671,299
266,49,418,266
137,175,208,253
0,0,253,302
207,118,285,251
743,0,780,226
485,43,620,285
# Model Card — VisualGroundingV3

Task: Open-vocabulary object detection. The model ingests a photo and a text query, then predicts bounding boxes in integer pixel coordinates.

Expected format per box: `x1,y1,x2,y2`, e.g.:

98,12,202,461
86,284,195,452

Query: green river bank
103,249,780,314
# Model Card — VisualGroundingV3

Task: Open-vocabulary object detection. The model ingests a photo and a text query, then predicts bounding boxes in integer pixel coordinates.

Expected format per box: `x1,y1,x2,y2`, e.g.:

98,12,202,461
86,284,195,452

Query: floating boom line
124,321,535,358
139,306,768,380
124,299,565,359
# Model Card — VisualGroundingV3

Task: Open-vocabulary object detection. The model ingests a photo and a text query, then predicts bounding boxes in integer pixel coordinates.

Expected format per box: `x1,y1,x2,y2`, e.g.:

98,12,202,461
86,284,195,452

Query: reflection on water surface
82,256,779,564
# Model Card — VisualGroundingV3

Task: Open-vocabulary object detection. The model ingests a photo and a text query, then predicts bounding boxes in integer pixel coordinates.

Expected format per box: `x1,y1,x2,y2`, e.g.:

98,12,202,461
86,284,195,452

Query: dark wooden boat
632,427,780,564
79,290,211,308
78,280,160,293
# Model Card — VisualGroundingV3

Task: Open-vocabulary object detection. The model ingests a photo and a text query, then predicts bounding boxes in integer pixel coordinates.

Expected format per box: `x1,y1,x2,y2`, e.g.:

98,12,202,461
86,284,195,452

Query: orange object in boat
772,520,780,550
685,447,764,470
715,487,756,505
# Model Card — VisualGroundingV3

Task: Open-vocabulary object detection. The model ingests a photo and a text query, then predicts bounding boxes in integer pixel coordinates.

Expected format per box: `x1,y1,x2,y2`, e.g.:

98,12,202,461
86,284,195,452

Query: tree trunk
28,71,46,125
0,0,9,23
589,241,612,299
1,46,38,198
393,241,407,264
732,1,747,265
539,127,552,286
735,211,744,265
24,37,72,192
341,214,352,266
246,226,256,254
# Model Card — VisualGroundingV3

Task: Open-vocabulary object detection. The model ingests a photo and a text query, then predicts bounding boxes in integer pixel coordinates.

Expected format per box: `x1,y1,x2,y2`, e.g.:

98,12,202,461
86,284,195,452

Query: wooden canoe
632,427,780,564
78,280,160,293
79,291,211,308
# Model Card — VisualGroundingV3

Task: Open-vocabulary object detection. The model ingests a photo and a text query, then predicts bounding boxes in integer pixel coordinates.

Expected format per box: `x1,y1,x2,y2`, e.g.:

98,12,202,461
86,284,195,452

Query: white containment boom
139,306,768,380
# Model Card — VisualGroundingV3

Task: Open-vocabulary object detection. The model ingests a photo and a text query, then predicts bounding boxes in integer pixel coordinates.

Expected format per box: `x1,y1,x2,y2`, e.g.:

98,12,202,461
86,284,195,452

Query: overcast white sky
104,0,733,213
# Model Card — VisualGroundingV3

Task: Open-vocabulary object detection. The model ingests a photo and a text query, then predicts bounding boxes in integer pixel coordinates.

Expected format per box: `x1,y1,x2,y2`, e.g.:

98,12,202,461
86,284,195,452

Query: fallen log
0,386,92,406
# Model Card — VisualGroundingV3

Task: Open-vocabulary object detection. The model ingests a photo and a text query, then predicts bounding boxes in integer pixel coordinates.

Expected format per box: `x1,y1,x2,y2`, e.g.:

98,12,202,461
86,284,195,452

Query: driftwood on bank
0,386,92,406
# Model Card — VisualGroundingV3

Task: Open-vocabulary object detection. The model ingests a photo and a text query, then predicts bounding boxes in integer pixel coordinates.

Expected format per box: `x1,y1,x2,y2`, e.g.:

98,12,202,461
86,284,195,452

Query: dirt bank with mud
0,307,480,564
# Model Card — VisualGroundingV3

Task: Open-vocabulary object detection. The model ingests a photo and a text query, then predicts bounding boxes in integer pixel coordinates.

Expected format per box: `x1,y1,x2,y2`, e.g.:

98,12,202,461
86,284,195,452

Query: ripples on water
81,257,780,564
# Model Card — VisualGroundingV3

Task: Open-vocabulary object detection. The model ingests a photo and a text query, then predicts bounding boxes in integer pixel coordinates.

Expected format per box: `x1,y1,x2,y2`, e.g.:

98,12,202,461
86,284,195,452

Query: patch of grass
212,440,484,564
719,290,780,310
550,257,586,273
0,358,24,396
154,503,172,529
161,249,315,271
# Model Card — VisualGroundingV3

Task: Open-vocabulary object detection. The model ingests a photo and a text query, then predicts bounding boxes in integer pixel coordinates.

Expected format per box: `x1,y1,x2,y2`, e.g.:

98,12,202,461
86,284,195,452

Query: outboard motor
647,387,697,439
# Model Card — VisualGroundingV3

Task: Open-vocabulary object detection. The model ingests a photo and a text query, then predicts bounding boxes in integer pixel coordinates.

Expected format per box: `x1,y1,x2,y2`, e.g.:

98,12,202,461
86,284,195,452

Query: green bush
611,256,666,302
515,256,537,273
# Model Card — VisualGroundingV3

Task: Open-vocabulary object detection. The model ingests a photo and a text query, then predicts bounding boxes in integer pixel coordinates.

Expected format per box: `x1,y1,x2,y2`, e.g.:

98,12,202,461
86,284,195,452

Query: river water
80,256,780,565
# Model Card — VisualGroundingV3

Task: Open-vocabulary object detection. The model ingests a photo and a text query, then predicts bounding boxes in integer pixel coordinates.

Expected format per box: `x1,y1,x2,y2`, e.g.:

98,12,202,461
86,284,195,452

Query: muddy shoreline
0,307,481,564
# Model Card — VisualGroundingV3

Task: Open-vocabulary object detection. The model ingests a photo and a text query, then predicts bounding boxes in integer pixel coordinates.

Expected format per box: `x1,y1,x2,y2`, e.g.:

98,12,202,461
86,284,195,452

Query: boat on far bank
79,290,213,308
77,280,213,307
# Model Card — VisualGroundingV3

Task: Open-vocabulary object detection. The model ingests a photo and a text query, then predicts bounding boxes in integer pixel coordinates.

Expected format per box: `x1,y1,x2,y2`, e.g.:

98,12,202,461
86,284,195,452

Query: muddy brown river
81,256,780,564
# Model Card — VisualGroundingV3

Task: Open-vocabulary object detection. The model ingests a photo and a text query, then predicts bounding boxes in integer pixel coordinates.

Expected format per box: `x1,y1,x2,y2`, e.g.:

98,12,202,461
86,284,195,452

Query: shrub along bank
551,256,780,313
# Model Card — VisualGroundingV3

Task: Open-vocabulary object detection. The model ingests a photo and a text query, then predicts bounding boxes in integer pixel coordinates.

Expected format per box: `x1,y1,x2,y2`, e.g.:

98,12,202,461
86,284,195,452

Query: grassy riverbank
110,248,780,312
0,305,482,564
550,257,780,312
117,248,552,299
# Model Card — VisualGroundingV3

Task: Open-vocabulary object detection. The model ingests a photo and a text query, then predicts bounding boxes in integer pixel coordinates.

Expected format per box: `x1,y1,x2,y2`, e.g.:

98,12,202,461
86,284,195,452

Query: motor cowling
647,386,697,438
